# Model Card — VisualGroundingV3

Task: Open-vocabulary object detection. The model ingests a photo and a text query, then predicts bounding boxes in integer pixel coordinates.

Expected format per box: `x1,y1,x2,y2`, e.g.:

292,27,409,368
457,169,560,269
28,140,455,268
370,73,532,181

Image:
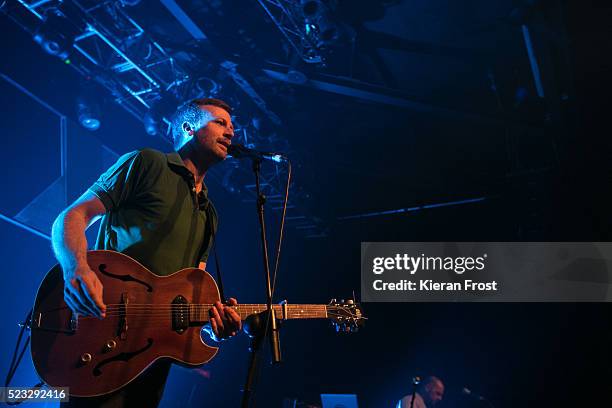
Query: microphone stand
409,376,420,408
241,158,282,408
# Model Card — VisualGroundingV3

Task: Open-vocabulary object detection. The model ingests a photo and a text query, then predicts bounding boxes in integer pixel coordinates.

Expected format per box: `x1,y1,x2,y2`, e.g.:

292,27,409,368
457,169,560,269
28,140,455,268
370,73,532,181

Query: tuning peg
346,299,354,305
330,298,337,304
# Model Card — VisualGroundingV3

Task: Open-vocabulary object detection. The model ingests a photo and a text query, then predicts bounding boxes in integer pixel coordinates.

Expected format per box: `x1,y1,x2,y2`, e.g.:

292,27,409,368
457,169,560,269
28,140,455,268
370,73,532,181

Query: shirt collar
165,151,209,195
166,151,186,168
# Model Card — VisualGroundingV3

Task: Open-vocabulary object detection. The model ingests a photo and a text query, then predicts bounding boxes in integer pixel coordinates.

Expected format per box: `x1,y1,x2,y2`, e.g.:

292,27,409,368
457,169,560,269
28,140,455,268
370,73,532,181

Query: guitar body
30,250,220,397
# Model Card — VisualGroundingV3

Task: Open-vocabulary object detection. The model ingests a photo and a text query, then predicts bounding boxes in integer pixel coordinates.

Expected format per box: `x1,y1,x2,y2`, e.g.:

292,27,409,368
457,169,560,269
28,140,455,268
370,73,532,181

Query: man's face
193,104,234,162
424,381,444,406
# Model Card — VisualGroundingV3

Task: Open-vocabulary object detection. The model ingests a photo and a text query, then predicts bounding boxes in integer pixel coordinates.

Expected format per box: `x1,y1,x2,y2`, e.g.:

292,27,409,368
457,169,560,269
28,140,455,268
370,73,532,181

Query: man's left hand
207,297,242,341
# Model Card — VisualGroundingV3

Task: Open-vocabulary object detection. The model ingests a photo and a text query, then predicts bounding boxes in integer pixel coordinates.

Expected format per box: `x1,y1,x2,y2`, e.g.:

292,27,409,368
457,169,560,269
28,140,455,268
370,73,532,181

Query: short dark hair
171,98,232,149
190,97,232,114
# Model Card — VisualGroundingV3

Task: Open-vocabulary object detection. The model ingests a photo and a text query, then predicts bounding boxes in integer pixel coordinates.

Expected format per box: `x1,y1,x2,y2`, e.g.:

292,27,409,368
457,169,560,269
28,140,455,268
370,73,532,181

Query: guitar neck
189,304,328,323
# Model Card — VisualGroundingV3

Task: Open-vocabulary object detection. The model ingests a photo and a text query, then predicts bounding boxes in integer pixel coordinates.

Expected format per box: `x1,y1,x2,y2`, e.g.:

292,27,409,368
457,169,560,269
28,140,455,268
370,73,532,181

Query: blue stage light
77,99,101,131
143,110,160,136
32,10,71,60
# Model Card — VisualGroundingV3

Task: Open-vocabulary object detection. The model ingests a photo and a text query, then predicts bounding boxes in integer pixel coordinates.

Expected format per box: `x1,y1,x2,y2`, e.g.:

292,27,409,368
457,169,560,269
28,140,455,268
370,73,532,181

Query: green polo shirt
89,148,218,276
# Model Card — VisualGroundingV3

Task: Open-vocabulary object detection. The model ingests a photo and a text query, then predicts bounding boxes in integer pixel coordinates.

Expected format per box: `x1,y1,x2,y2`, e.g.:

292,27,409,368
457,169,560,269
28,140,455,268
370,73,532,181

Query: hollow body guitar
30,250,363,397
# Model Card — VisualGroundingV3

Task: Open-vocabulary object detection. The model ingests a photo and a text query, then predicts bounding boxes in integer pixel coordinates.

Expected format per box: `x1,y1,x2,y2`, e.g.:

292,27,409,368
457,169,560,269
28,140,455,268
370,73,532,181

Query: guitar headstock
326,298,365,333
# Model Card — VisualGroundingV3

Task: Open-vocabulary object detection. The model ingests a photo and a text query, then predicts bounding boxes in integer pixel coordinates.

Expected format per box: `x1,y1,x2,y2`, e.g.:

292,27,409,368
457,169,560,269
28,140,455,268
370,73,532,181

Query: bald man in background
397,376,445,408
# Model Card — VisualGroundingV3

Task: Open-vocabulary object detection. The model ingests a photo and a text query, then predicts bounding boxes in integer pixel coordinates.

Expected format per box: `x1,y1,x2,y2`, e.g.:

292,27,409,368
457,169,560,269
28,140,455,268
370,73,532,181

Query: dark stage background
1,1,610,407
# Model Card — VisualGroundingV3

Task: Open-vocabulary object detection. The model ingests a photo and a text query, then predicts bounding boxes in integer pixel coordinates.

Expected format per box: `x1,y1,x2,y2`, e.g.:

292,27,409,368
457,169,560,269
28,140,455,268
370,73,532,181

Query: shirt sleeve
88,150,144,211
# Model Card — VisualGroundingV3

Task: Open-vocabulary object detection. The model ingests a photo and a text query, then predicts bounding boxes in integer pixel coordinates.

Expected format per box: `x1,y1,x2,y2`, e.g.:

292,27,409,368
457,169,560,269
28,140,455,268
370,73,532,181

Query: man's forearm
51,209,90,271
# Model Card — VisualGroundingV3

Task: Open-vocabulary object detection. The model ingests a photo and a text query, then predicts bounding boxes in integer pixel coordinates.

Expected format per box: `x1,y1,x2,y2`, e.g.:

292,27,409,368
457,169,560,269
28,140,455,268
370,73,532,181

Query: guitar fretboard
189,304,328,323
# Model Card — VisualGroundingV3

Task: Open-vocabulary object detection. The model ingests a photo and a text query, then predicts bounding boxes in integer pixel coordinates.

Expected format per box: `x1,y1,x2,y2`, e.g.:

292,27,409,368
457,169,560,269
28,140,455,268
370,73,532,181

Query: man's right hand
63,264,106,318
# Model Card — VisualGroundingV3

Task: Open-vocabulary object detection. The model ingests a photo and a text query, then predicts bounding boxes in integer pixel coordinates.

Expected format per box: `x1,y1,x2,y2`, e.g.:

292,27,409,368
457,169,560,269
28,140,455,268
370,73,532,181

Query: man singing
52,98,242,407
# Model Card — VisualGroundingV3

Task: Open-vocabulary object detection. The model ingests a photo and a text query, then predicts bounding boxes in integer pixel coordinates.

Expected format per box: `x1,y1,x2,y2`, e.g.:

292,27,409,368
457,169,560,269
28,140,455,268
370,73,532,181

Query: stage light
32,10,71,60
33,30,70,59
143,110,160,136
300,0,339,46
77,98,101,131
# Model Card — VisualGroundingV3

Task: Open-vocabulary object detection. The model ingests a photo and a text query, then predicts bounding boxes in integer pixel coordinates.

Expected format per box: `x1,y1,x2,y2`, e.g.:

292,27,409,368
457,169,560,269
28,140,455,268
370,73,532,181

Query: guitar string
74,310,349,317
66,304,346,310
96,309,332,313
98,304,334,307
82,313,333,318
88,306,351,312
73,306,354,312
58,304,359,319
66,315,360,328
72,310,356,319
94,309,333,315
72,307,348,314
61,317,355,328
61,320,362,332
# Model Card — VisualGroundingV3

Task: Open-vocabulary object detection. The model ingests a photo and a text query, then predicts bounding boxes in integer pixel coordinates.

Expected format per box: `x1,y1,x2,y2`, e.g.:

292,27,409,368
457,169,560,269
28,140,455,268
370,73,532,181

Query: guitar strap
197,203,226,303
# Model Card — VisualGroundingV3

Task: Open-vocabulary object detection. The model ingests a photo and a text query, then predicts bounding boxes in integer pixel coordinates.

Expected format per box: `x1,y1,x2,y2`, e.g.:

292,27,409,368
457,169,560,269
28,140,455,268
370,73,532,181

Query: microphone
462,387,484,400
227,143,286,163
462,387,494,407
